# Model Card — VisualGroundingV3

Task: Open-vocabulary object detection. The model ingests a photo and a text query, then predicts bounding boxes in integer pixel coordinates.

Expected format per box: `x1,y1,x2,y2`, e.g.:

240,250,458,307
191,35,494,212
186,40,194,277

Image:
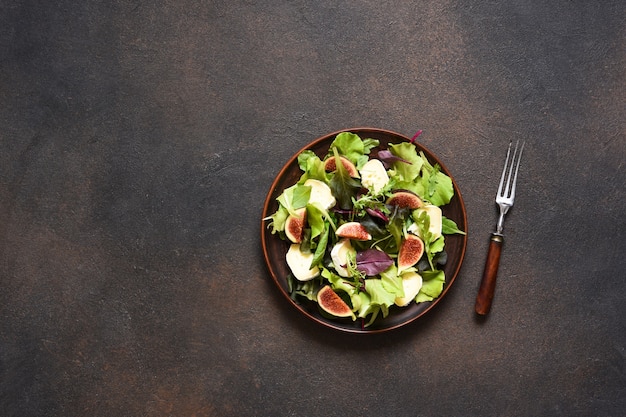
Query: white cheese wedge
359,158,389,194
286,244,320,281
330,238,355,277
408,204,443,240
394,271,423,306
303,179,336,209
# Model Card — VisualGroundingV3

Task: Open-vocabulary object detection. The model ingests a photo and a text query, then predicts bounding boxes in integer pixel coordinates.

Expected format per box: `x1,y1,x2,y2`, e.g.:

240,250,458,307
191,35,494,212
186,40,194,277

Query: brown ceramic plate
261,128,467,333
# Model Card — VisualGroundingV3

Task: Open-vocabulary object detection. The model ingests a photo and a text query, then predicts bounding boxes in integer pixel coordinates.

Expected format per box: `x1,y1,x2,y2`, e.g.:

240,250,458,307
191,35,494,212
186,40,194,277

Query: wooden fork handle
475,234,503,315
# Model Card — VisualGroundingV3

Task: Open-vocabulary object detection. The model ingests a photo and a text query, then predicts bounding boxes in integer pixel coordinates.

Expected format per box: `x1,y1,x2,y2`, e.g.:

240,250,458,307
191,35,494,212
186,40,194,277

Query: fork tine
497,141,512,197
504,141,519,198
508,141,525,199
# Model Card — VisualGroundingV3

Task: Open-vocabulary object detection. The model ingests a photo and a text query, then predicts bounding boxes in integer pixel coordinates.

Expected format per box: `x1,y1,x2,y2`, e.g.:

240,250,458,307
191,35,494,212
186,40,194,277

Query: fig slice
324,155,359,178
398,233,425,271
317,285,354,318
386,191,423,209
285,207,307,243
335,222,372,241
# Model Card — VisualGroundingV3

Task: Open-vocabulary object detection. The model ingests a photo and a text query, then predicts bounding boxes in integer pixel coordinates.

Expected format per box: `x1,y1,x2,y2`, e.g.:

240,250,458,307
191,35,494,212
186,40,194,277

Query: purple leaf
410,129,423,143
356,249,394,276
365,208,389,222
377,150,412,169
332,207,354,215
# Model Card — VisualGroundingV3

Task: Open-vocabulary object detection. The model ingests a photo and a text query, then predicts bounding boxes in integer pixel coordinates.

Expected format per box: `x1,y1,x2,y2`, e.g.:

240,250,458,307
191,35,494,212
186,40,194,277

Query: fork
475,140,525,315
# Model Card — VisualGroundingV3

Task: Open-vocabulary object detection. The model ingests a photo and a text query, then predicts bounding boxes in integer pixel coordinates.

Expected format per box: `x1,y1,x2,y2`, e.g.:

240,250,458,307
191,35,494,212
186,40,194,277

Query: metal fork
475,140,525,315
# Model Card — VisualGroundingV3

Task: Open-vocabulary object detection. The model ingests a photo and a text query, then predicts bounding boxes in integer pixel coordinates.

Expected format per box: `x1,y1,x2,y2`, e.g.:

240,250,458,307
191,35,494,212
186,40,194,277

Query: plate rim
261,127,468,333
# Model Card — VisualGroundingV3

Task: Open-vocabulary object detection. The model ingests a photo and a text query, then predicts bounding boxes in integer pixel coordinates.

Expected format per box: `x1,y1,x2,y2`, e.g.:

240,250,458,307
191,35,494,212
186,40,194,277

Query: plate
261,128,467,333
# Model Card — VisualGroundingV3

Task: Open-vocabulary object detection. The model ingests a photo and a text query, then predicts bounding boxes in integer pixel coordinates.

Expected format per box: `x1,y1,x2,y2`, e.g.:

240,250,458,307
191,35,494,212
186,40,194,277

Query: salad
264,131,465,327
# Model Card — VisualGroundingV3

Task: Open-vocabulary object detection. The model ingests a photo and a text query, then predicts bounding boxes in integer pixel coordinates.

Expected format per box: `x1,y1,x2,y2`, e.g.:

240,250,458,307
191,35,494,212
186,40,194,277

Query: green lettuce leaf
264,205,289,234
329,132,379,168
389,142,424,182
288,274,318,302
297,150,317,172
265,183,311,233
323,268,358,296
416,270,445,302
306,203,330,239
297,150,327,183
417,152,454,206
277,183,311,214
364,279,397,308
380,264,404,298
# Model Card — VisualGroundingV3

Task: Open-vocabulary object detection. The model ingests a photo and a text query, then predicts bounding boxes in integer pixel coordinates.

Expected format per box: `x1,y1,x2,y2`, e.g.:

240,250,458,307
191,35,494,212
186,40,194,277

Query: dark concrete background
1,1,624,416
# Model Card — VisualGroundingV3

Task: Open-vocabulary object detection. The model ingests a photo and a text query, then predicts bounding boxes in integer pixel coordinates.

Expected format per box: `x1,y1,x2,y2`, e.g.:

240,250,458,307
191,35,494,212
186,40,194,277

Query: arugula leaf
411,209,443,270
387,207,405,254
430,236,445,254
345,251,366,286
311,225,329,268
442,216,466,235
362,138,379,158
411,209,432,243
352,193,390,221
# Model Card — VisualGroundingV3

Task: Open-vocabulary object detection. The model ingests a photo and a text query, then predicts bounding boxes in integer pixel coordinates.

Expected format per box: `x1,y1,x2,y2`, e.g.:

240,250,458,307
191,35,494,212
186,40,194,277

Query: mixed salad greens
265,131,465,327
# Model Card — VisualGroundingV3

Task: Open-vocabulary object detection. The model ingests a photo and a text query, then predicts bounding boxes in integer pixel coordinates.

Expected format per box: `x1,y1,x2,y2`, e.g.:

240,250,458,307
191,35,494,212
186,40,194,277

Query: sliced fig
398,233,425,271
284,208,307,243
324,155,359,178
386,191,423,209
335,222,372,241
317,285,354,318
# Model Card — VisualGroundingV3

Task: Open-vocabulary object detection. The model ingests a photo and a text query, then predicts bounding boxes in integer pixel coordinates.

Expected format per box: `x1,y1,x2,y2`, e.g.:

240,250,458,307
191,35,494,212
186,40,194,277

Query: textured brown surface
1,1,625,416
